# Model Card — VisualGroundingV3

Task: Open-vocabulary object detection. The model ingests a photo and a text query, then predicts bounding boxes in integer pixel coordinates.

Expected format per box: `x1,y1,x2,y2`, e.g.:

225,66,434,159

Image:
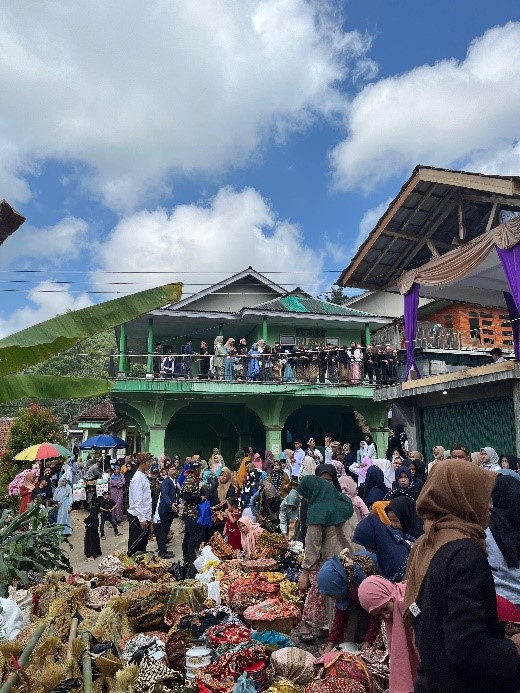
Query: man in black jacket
157,464,179,558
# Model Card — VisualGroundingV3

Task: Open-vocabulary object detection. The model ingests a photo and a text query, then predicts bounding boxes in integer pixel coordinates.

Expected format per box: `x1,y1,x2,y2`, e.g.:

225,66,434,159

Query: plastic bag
194,545,220,572
195,566,215,585
0,598,24,642
168,562,186,581
232,672,256,693
207,581,221,605
7,587,31,626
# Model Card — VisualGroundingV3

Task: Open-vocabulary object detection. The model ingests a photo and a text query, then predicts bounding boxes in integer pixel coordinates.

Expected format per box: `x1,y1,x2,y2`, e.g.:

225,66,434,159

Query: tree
0,403,67,493
321,285,348,305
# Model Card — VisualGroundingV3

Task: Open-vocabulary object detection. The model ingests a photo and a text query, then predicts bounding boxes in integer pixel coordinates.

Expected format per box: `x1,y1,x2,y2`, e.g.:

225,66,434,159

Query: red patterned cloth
196,643,265,693
205,624,251,647
243,597,301,622
305,677,367,693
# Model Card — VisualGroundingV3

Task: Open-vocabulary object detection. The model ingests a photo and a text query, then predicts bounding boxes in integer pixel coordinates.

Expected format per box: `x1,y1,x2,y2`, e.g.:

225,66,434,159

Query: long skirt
84,527,102,558
338,362,350,383
350,362,362,384
110,484,124,522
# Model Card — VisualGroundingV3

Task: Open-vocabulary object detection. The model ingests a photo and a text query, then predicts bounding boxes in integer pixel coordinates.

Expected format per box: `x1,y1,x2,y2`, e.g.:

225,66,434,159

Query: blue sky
0,1,519,336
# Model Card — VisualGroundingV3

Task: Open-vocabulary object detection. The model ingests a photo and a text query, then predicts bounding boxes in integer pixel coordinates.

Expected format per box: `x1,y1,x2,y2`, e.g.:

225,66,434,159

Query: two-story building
111,268,391,461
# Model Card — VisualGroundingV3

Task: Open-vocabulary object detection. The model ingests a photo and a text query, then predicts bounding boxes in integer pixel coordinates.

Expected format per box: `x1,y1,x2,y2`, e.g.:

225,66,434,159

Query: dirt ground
65,509,184,574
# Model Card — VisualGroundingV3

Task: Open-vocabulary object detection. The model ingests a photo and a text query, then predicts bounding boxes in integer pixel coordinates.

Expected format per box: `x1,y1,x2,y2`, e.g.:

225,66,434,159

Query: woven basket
249,617,295,635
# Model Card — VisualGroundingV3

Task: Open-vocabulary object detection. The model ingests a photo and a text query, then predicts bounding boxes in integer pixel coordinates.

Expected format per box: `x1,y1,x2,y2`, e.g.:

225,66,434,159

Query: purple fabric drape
503,292,520,361
404,282,421,379
497,244,520,361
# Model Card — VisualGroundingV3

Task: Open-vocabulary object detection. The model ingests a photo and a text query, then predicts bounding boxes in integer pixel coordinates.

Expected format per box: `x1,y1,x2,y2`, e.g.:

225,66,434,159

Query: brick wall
426,303,514,351
0,418,14,457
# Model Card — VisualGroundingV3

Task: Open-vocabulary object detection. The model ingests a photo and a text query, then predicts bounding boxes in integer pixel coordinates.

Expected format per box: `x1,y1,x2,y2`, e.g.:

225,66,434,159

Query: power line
0,269,345,274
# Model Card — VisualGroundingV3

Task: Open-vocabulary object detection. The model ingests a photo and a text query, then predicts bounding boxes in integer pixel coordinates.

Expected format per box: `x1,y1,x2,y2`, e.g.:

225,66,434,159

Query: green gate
420,398,515,459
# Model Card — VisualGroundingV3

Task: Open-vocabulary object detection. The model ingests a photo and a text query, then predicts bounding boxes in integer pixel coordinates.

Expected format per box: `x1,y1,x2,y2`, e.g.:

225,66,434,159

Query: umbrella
8,468,39,496
79,434,128,450
14,442,71,462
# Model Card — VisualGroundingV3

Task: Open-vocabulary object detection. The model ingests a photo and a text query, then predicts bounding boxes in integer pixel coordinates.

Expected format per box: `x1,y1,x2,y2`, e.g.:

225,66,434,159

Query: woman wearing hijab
427,445,445,474
359,576,419,693
263,450,275,473
84,502,102,561
362,466,387,508
247,343,261,381
109,464,125,522
238,515,264,558
386,466,419,501
240,463,263,509
318,548,380,654
18,469,39,514
372,457,394,490
353,514,413,582
296,475,355,642
53,477,73,536
300,454,317,479
350,455,373,486
480,447,501,472
405,460,520,693
236,448,253,488
408,458,427,490
279,485,300,540
385,495,423,539
268,460,290,498
486,474,520,608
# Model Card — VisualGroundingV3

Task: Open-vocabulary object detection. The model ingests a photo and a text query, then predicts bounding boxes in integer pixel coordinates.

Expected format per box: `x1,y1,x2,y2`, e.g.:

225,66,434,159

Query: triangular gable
169,267,287,312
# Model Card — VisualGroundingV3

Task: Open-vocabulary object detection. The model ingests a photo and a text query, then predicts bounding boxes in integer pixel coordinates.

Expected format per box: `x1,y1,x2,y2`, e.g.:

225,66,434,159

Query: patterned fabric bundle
304,677,366,693
205,623,251,647
268,647,316,685
164,580,207,628
319,652,374,693
357,627,389,693
196,642,266,693
228,576,279,602
208,531,236,559
243,598,301,623
241,558,278,573
133,654,193,693
266,682,303,693
98,554,125,576
125,582,170,631
256,532,288,558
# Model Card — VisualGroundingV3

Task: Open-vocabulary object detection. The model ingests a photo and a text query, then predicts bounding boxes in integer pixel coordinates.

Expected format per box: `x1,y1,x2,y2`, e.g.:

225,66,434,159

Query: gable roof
0,200,25,248
167,267,287,310
337,165,520,291
247,290,378,317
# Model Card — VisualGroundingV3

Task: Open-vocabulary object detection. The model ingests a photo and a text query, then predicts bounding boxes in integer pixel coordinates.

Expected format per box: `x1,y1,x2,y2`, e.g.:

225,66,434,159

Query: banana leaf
0,374,112,404
0,282,182,376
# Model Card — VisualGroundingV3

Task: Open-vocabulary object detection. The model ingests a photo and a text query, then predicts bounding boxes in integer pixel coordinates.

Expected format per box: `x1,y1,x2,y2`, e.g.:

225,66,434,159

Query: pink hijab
238,515,264,558
357,456,374,484
358,576,419,693
252,453,263,471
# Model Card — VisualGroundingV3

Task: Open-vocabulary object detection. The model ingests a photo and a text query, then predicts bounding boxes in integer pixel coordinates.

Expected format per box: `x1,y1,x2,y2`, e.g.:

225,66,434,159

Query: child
99,491,120,539
224,498,242,554
84,503,102,561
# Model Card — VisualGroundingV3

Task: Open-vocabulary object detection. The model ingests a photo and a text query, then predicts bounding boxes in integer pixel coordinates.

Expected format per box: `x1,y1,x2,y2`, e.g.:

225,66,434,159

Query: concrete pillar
365,323,371,347
262,316,268,343
265,425,283,458
370,426,390,459
148,426,167,458
147,317,154,374
218,323,224,337
118,323,127,375
513,382,520,457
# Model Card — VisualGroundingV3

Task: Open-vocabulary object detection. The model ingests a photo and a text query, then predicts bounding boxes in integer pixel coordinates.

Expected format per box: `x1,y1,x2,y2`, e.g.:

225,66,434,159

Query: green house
112,268,391,462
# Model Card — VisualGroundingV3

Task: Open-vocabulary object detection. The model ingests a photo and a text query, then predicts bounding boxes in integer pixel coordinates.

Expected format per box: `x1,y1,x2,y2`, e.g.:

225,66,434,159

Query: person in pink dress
109,464,125,522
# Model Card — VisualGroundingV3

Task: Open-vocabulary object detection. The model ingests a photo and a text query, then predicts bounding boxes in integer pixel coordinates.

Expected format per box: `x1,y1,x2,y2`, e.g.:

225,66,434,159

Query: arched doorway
164,403,265,464
282,405,364,448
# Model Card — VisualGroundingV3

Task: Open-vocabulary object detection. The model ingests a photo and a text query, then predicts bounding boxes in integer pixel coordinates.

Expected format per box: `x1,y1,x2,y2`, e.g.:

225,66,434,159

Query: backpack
197,499,212,526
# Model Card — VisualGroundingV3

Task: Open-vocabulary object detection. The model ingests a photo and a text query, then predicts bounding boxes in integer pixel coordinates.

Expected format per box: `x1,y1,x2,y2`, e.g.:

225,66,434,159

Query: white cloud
0,217,88,268
0,282,92,338
330,22,520,191
91,186,328,296
354,197,392,252
0,0,374,211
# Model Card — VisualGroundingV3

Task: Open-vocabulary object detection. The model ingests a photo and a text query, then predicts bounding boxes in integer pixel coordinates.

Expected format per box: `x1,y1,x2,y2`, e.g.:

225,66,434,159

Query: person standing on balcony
152,345,162,378
351,344,364,384
364,345,376,384
247,343,261,381
199,341,210,379
127,452,152,556
182,338,194,378
213,335,226,380
224,337,235,381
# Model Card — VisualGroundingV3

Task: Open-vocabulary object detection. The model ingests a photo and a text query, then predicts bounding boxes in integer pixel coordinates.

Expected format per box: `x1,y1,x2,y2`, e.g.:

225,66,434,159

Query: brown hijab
217,467,233,503
404,460,496,622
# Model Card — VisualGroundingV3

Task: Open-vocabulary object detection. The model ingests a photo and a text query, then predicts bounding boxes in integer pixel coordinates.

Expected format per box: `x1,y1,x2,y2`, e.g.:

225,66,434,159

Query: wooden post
118,323,127,375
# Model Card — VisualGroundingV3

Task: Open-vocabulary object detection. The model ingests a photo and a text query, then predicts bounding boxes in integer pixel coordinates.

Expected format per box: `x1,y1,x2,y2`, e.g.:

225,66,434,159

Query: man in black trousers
127,452,152,555
157,463,179,558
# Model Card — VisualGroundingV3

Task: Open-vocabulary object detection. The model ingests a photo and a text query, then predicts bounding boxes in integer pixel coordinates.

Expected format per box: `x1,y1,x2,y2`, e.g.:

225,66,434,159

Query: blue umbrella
79,434,128,450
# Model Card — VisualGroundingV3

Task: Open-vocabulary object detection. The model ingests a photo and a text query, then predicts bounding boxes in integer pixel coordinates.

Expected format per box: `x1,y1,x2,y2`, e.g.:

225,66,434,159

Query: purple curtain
503,291,520,361
404,282,421,379
497,244,520,361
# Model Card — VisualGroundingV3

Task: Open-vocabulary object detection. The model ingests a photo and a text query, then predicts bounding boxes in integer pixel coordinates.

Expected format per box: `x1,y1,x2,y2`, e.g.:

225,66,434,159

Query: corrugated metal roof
251,292,376,317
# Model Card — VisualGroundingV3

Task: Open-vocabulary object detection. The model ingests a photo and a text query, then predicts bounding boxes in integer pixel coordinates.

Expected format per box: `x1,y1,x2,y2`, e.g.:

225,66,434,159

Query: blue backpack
197,499,212,526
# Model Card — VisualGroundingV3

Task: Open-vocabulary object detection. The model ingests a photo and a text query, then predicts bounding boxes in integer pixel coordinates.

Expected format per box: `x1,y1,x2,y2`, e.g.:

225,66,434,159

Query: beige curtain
398,215,520,294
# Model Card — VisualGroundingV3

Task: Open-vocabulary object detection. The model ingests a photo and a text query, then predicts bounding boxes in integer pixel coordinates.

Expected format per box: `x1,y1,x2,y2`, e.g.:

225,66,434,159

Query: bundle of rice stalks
90,606,118,643
114,663,139,693
109,596,133,638
93,652,123,693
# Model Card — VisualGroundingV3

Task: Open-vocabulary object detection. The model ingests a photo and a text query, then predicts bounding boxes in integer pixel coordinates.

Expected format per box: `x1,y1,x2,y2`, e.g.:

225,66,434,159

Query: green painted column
147,317,154,374
365,323,371,346
148,426,167,458
262,316,268,343
118,323,127,375
218,323,224,336
265,425,283,458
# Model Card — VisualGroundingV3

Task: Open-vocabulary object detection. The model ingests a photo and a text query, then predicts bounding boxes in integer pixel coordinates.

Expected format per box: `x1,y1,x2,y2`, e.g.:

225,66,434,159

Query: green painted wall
419,398,515,460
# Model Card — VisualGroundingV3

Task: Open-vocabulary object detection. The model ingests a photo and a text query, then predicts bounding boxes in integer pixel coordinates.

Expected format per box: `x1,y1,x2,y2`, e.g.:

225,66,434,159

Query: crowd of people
11,430,520,691
151,338,401,386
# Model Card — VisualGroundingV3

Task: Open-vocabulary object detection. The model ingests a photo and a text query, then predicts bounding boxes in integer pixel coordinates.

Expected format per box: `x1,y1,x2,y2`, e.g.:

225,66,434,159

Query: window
482,320,492,327
326,338,339,346
502,331,513,337
280,335,295,346
480,313,493,319
482,329,494,335
483,338,495,344
504,339,513,346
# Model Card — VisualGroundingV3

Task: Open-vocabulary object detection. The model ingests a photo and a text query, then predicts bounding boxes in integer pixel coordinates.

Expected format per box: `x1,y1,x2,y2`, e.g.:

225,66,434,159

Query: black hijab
315,463,342,492
362,466,387,507
386,495,424,539
501,454,519,471
489,474,520,569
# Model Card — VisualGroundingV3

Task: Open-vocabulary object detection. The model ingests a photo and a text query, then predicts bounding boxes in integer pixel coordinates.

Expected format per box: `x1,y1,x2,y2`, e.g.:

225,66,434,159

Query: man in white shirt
324,434,333,464
127,452,152,555
291,440,305,479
